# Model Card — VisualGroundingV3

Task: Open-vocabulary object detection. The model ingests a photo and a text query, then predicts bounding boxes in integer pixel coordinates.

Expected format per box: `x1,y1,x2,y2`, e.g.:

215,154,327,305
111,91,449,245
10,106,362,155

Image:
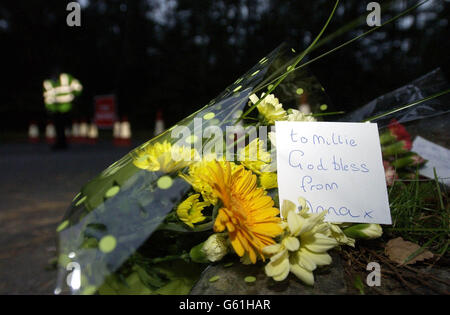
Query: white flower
250,93,287,124
343,224,383,240
263,199,338,285
287,109,316,122
326,223,355,247
202,233,229,262
267,131,276,147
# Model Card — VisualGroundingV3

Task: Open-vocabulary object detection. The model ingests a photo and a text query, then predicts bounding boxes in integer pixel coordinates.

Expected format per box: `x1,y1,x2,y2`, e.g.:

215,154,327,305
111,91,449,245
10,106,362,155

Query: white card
275,121,391,224
412,136,450,186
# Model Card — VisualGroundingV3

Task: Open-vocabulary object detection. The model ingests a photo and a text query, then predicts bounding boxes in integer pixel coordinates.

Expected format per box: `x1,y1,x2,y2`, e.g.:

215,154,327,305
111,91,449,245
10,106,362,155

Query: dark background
0,0,449,133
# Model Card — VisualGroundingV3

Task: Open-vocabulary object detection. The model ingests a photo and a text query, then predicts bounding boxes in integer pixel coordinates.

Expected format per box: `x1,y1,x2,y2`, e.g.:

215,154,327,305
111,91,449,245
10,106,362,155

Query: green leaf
133,265,166,289
155,278,193,295
244,276,256,283
209,276,220,282
98,273,154,295
353,275,365,295
189,241,209,263
152,260,205,295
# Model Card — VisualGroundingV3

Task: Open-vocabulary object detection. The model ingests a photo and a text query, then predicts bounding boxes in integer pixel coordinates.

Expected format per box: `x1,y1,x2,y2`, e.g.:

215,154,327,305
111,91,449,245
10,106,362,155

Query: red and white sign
94,95,117,128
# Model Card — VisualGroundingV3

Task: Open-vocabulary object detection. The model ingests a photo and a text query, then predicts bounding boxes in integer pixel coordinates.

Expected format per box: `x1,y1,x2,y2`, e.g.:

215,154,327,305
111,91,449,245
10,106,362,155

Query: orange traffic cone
118,117,132,146
28,121,40,143
298,93,311,114
79,119,89,143
45,121,56,144
71,120,80,143
65,126,71,140
87,123,98,145
113,120,121,146
154,110,165,136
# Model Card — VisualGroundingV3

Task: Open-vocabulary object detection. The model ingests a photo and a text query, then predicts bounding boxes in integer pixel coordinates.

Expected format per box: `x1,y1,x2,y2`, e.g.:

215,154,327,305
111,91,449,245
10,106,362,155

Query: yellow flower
259,172,278,189
202,161,282,263
263,198,338,285
180,155,239,206
250,93,287,124
238,138,274,175
176,194,208,228
133,140,197,173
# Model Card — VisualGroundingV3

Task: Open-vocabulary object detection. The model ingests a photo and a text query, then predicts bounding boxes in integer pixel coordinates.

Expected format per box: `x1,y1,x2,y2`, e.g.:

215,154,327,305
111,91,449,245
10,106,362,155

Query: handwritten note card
275,121,391,224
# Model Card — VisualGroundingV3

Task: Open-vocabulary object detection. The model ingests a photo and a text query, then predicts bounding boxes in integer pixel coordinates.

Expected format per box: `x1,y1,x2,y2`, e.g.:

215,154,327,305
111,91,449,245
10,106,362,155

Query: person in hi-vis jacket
43,73,82,149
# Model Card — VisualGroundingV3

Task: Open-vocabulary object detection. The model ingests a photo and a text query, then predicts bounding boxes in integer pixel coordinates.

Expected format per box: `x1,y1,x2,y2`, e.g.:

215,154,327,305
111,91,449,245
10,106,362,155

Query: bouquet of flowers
380,119,426,185
54,41,382,295
54,2,449,295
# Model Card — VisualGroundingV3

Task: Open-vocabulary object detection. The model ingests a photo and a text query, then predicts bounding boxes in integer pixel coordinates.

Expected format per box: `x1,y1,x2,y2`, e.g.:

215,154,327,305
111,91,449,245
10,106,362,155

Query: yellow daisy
180,155,239,206
133,140,197,173
238,138,274,175
259,172,278,189
176,194,208,228
202,161,282,263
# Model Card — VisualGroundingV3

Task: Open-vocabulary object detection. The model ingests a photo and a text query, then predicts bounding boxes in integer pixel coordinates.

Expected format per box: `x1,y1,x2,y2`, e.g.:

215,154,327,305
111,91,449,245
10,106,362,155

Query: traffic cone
87,123,98,145
118,117,132,146
71,120,80,143
65,126,71,140
79,119,89,143
298,93,311,114
45,121,56,144
28,121,40,143
113,120,121,146
154,110,165,136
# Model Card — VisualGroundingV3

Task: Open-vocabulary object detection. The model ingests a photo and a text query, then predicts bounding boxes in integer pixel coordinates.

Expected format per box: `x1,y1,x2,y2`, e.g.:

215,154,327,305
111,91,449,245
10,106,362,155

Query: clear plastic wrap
339,68,450,129
54,43,331,295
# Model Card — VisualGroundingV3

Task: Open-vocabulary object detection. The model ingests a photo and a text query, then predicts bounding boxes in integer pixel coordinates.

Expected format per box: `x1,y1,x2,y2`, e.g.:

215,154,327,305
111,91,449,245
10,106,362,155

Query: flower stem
249,0,430,101
146,253,190,264
238,0,340,122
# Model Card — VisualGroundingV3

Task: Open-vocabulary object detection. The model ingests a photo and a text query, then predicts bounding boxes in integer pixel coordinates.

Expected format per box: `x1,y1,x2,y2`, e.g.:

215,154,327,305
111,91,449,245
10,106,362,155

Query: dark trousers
52,112,70,149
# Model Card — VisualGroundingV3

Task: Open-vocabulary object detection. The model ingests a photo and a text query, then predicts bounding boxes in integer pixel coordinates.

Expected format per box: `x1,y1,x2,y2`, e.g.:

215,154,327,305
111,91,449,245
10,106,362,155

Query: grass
386,170,449,257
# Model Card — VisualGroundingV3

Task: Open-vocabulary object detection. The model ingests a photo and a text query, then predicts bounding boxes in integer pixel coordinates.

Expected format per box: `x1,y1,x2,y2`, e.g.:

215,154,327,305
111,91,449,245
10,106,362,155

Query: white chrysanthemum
263,199,338,285
268,131,276,145
250,93,287,124
202,233,229,262
267,109,315,149
326,223,355,247
343,223,383,240
287,109,317,122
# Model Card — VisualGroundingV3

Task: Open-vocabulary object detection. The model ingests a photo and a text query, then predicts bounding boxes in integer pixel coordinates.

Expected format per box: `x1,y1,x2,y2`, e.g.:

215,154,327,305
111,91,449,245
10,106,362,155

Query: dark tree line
0,0,448,131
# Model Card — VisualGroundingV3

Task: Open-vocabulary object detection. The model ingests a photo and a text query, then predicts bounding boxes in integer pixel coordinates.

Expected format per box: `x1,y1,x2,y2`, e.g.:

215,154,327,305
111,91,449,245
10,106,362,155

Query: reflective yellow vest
43,73,82,113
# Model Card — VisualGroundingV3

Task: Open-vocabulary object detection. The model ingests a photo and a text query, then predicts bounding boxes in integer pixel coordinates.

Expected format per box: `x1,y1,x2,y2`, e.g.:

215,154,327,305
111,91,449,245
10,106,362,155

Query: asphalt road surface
0,142,134,294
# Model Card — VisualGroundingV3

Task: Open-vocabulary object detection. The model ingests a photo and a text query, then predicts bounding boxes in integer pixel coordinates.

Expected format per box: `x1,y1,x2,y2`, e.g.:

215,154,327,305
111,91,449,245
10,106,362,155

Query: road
0,142,135,294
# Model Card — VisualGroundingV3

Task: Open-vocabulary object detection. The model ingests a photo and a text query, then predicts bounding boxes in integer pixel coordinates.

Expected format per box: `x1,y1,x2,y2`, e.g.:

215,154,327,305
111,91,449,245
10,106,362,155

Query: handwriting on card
275,122,391,224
